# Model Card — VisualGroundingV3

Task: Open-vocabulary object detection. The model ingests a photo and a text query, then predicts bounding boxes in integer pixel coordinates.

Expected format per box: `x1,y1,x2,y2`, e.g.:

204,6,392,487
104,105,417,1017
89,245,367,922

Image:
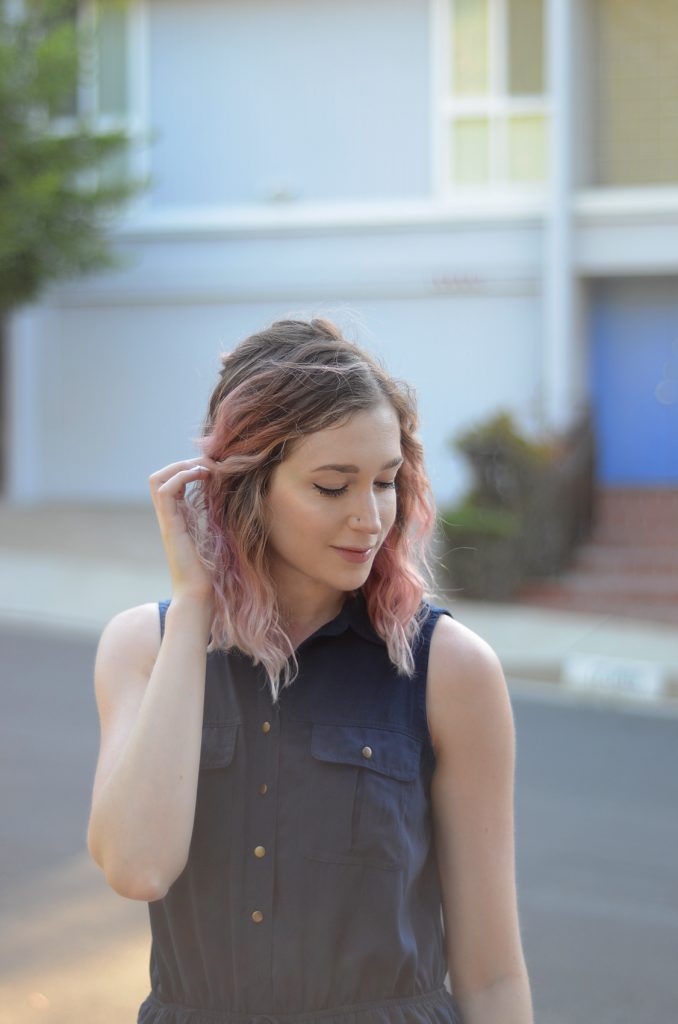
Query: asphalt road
1,624,677,1024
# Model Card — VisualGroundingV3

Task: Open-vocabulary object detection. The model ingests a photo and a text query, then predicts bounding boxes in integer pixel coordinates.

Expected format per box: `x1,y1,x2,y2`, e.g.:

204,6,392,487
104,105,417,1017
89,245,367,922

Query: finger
156,466,212,495
149,457,217,486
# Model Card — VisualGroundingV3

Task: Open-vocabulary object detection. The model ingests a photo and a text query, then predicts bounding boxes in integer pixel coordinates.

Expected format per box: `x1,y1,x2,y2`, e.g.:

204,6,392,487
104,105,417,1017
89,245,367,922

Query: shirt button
261,721,271,733
254,845,266,858
251,910,264,923
259,783,268,795
362,745,373,759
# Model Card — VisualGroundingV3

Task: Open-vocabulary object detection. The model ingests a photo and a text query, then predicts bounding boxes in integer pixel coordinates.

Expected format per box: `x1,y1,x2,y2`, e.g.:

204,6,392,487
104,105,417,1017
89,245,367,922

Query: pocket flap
200,721,238,769
311,723,420,781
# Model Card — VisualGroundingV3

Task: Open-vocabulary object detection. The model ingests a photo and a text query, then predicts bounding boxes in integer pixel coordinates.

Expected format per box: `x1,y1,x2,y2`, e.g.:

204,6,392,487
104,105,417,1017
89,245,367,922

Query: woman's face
264,402,402,606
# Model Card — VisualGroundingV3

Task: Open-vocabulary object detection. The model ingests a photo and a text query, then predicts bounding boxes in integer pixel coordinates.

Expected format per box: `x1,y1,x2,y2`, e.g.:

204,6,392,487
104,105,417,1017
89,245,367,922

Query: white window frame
42,0,150,197
433,0,551,200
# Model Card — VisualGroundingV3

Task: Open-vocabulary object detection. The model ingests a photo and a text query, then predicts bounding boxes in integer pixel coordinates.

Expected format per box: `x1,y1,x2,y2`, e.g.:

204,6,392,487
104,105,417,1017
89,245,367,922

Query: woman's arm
427,614,534,1024
87,596,212,901
87,455,218,901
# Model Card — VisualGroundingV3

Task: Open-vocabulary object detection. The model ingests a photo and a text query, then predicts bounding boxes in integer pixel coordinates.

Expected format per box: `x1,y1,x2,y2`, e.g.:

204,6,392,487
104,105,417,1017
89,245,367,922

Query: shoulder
89,604,164,845
425,610,513,761
94,602,162,686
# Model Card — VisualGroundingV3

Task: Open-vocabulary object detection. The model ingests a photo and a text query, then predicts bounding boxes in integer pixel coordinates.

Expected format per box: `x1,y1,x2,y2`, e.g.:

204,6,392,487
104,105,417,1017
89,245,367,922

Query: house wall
6,0,550,509
7,211,545,507
145,0,432,206
9,0,678,507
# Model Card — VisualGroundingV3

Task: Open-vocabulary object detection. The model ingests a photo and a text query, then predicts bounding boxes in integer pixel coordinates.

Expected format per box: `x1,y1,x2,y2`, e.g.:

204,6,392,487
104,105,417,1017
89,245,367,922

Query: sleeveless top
137,589,462,1024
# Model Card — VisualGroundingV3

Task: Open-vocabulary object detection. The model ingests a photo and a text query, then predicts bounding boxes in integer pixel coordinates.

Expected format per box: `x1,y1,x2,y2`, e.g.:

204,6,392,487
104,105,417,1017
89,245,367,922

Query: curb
1,604,677,717
1,547,676,715
505,674,678,717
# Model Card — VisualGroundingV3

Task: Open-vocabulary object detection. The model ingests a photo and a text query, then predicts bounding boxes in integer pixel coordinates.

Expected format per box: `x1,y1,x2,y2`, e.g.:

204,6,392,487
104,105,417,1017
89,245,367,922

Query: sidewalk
1,501,677,712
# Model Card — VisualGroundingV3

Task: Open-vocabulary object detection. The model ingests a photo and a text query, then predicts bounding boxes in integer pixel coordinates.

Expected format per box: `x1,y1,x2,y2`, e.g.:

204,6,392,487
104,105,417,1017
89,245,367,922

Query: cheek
270,489,334,540
381,491,398,524
301,497,340,536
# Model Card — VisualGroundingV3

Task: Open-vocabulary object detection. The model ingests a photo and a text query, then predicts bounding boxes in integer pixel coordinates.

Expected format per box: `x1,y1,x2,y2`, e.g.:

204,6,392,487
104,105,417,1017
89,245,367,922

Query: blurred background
1,1,677,1022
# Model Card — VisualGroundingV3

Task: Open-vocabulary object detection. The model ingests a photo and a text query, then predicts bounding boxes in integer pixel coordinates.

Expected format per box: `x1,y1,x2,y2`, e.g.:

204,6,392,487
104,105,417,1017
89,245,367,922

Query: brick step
595,486,678,501
512,590,678,627
587,526,678,546
592,489,678,531
572,544,678,573
517,571,678,600
593,506,678,525
508,487,678,627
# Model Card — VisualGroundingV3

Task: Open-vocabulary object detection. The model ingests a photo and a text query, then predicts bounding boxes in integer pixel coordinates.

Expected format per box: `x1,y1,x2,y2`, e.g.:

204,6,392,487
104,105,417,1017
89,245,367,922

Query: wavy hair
181,317,438,704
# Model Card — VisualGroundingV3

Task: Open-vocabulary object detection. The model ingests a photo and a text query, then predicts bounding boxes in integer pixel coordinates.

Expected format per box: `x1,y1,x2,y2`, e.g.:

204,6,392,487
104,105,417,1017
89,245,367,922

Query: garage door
590,280,678,484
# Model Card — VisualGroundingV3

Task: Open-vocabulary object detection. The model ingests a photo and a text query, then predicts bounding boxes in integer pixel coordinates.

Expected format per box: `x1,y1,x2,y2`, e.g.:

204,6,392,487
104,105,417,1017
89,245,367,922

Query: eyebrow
311,456,404,473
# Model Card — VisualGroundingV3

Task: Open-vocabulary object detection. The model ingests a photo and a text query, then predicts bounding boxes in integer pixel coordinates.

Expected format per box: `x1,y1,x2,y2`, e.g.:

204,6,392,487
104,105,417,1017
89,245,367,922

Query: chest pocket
302,723,421,870
199,721,239,769
190,721,239,870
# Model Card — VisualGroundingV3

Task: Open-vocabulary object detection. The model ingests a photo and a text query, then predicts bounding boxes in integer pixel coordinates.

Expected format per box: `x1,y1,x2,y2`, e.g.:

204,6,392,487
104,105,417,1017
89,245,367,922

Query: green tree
0,0,150,313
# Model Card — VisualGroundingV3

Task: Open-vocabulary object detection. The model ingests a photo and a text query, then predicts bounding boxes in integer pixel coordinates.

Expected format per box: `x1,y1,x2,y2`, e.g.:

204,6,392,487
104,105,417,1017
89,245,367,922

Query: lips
332,545,375,563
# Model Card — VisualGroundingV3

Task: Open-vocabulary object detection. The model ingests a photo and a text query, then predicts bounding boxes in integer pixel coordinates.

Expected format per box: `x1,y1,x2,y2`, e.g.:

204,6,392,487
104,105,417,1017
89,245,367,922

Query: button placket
245,698,280,982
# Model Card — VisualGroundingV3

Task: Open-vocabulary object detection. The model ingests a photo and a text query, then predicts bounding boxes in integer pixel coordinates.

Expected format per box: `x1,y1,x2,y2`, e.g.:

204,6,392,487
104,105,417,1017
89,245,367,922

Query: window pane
507,115,547,181
99,146,130,189
48,4,80,118
452,0,489,95
507,0,544,94
594,0,678,185
52,84,79,120
452,118,491,182
96,1,128,116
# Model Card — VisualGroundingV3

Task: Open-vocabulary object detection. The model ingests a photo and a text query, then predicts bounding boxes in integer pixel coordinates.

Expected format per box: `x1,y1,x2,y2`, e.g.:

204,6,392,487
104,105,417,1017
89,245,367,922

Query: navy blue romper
137,588,462,1024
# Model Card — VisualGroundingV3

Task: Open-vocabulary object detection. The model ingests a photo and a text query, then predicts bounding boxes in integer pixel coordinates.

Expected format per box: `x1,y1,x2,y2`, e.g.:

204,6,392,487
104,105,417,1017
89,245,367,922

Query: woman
87,317,533,1024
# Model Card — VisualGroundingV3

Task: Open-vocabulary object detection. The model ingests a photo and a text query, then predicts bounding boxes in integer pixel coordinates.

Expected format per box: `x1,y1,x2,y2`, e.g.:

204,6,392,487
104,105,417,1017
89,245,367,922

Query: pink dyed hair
180,317,438,703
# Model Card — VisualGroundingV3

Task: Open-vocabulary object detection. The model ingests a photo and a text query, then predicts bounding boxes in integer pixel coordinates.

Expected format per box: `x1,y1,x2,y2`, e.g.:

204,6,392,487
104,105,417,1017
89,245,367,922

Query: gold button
251,910,264,923
259,783,268,795
261,721,271,733
254,845,266,858
362,745,373,759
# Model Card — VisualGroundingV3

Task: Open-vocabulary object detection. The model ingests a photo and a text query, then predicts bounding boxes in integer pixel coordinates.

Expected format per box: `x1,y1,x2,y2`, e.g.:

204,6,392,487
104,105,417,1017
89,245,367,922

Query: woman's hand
149,456,217,606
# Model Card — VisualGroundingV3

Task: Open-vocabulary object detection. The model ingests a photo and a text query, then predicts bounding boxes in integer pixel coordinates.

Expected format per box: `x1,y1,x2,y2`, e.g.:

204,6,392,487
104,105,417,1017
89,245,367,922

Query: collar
345,589,386,646
298,589,385,650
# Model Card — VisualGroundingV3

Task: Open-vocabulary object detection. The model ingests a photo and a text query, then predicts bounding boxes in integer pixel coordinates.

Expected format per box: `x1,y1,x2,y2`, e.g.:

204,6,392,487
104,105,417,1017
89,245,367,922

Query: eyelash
313,481,397,498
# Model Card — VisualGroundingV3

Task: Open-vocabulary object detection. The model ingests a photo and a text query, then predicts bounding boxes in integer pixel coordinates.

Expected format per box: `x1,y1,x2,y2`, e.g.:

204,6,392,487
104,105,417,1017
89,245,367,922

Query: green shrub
439,500,519,538
438,408,590,599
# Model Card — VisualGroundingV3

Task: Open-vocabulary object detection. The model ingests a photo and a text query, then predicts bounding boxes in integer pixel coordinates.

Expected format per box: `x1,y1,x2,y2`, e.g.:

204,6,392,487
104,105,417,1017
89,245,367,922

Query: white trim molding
42,272,542,309
112,195,548,241
573,187,678,275
574,188,678,226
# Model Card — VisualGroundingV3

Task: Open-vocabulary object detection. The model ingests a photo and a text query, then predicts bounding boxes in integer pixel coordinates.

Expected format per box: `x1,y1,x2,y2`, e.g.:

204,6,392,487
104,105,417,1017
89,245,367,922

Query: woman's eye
314,484,348,497
313,481,396,498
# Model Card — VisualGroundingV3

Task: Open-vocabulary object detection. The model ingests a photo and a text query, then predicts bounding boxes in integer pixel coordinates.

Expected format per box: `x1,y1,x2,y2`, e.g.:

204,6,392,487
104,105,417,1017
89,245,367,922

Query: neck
269,563,351,633
280,593,346,633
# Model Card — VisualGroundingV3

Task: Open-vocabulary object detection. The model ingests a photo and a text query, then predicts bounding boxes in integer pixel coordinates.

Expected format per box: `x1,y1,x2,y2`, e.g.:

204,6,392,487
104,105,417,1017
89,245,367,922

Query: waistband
137,985,461,1024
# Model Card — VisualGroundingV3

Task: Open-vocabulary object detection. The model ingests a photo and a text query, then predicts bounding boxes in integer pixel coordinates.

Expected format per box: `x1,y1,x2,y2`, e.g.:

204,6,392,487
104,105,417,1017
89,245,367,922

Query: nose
349,492,381,534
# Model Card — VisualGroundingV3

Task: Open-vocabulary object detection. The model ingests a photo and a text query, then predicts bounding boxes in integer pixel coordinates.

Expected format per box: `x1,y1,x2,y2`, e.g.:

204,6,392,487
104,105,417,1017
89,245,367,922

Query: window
95,0,130,118
440,0,549,192
50,0,133,187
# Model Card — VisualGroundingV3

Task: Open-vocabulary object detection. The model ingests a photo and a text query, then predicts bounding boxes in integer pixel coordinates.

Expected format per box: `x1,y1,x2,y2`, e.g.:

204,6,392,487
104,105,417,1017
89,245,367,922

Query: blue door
590,280,678,484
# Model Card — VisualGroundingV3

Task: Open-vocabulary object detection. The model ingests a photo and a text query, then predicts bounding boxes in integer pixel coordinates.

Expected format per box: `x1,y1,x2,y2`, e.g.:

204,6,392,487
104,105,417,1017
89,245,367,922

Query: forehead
286,404,401,464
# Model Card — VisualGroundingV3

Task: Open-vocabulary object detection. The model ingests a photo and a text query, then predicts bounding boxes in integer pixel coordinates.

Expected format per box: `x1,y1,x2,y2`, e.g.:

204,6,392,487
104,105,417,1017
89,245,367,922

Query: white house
6,0,678,508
